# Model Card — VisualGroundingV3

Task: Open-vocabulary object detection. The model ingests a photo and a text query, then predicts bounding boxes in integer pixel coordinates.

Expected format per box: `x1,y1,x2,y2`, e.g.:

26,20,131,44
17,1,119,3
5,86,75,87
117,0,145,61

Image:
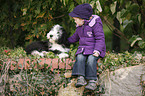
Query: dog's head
47,25,63,43
47,24,69,46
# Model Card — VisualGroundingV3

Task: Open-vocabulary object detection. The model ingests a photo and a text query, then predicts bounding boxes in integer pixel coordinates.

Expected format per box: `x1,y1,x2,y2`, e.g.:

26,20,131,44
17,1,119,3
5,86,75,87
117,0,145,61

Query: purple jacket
68,15,106,58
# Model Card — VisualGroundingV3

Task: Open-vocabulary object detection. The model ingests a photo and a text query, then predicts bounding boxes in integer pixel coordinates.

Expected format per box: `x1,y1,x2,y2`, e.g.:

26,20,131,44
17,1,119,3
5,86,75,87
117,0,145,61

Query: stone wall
1,57,145,96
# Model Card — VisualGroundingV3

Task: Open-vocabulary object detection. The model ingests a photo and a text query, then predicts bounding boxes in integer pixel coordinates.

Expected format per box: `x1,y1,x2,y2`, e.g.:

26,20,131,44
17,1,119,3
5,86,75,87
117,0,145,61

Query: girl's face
73,17,84,26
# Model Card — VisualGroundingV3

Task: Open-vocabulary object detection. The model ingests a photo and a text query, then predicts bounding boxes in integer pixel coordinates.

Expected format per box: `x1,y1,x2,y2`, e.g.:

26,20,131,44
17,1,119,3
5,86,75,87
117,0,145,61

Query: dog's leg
57,53,69,58
31,50,44,57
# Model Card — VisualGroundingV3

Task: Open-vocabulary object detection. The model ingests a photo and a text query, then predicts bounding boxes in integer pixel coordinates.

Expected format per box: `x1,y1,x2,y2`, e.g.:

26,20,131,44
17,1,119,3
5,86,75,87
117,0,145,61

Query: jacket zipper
82,25,86,54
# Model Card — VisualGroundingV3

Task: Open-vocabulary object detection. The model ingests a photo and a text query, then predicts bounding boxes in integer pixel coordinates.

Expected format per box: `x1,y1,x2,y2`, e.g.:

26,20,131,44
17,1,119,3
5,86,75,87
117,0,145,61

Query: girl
68,3,106,90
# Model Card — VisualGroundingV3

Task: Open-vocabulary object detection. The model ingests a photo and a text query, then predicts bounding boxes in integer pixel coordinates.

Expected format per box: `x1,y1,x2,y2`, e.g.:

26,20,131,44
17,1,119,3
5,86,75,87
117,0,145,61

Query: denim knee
85,55,99,80
87,55,99,66
72,54,87,76
76,54,86,61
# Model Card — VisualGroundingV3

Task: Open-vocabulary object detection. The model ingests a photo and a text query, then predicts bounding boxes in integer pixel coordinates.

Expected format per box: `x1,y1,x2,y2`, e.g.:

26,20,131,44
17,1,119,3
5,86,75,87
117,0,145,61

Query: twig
52,14,65,20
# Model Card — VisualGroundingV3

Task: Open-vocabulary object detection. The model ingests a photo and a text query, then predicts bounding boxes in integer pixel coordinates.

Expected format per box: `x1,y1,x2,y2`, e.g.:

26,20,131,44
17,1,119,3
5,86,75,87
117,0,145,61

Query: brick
65,58,74,69
1,58,94,71
52,58,59,69
37,58,45,69
45,58,52,68
24,58,31,69
59,59,65,69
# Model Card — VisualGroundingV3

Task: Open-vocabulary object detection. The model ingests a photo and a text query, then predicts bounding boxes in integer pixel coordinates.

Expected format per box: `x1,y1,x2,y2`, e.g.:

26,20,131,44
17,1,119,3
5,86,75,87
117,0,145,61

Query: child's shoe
75,76,87,87
85,80,97,90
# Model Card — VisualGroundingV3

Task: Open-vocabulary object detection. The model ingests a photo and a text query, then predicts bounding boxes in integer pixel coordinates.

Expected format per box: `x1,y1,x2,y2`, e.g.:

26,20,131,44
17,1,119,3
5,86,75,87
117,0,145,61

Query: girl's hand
93,50,100,57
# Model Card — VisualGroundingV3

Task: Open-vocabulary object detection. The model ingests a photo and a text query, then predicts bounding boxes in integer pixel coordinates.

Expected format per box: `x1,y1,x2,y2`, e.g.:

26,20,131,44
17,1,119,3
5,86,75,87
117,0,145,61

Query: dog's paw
57,53,69,58
31,50,45,57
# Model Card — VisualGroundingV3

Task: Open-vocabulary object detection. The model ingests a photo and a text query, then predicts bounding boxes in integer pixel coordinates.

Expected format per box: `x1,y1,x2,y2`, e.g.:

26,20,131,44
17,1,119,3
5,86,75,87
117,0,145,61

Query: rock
141,74,145,95
64,72,72,78
58,71,86,96
58,78,85,96
58,64,145,96
100,64,145,96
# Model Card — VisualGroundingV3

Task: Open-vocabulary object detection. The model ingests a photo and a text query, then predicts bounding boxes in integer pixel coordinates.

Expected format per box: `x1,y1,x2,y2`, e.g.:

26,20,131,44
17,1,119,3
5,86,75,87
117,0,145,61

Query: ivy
0,47,144,95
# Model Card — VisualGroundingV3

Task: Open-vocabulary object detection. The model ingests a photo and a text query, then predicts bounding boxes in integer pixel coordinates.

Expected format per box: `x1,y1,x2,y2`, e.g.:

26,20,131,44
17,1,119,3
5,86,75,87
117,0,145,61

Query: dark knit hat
69,3,93,20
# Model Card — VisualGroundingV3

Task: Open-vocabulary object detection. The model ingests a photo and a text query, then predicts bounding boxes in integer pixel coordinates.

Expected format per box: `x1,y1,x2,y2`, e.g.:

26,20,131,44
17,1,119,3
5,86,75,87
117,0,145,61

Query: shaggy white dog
25,24,70,58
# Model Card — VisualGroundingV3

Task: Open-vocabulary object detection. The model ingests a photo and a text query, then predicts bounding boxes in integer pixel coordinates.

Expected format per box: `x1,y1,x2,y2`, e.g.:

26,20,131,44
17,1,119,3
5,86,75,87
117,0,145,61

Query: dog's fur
25,24,70,58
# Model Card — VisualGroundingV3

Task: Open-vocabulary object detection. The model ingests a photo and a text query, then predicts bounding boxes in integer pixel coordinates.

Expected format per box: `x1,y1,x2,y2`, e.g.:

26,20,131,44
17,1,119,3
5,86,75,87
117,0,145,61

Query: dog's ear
58,28,69,47
57,28,64,43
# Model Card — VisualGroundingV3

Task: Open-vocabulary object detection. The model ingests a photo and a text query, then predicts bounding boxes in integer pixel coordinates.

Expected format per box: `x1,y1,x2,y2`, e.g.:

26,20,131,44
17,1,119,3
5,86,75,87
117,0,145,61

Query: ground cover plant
0,47,144,95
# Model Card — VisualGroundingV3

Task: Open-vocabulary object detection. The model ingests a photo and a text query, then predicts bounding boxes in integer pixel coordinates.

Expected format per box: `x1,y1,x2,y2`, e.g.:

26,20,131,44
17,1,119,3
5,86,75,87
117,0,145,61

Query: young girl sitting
67,3,106,90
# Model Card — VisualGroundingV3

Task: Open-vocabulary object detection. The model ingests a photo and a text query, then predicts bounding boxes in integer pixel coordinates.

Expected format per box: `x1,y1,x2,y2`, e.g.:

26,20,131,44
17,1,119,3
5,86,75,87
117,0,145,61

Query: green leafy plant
0,47,144,95
99,51,143,72
0,65,71,96
129,35,145,49
68,44,77,60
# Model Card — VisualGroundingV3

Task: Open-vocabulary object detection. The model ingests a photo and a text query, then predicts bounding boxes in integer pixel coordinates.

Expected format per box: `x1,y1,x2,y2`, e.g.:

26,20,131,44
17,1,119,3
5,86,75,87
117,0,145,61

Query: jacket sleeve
93,18,106,53
67,29,80,43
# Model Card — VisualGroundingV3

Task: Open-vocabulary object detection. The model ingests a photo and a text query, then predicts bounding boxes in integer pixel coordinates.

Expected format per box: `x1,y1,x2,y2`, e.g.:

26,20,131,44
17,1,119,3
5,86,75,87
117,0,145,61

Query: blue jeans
72,53,99,80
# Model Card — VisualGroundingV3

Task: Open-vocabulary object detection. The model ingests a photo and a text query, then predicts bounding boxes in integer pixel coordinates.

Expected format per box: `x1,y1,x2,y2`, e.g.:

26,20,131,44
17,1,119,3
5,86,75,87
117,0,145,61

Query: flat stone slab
100,64,145,96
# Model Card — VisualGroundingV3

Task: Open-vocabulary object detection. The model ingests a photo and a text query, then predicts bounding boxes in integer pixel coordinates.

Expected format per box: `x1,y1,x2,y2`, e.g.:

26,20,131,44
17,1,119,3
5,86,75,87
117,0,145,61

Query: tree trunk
112,1,121,53
112,17,120,52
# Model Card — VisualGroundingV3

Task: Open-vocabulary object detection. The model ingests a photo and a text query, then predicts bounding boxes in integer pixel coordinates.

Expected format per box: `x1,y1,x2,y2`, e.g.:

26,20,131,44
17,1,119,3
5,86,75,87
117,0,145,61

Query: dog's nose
50,35,53,38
